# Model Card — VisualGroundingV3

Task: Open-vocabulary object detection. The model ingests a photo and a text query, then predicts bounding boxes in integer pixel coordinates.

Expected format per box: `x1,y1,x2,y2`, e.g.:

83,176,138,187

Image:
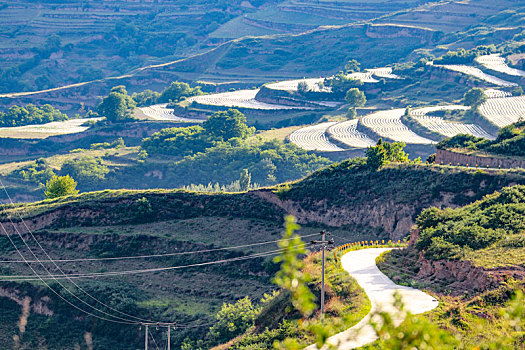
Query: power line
0,246,304,281
0,233,319,263
0,220,138,324
0,179,160,324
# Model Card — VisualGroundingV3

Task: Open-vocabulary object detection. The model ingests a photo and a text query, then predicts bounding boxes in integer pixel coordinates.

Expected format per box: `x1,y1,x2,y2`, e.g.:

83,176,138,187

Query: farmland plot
140,104,204,123
327,120,376,148
266,71,382,93
348,71,379,83
0,118,102,139
411,105,494,139
476,54,525,77
479,95,525,128
289,122,346,151
265,78,327,92
484,89,512,99
361,109,435,144
434,64,517,87
187,89,312,110
366,67,402,80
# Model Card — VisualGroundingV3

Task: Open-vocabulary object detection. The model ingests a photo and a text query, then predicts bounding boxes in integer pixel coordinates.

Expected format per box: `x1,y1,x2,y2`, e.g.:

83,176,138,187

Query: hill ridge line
0,23,435,99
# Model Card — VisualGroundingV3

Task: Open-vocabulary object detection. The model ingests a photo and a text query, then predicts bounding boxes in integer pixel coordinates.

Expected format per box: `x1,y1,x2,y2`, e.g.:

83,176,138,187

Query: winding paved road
306,248,439,349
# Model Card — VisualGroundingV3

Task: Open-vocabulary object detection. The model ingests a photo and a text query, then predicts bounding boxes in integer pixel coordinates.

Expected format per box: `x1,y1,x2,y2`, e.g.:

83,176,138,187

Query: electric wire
0,233,319,263
0,245,306,281
0,179,164,324
0,220,137,324
0,176,315,325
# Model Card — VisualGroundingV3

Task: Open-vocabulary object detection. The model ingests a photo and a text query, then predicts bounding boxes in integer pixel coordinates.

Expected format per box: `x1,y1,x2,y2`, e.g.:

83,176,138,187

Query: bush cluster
416,185,525,260
437,119,525,157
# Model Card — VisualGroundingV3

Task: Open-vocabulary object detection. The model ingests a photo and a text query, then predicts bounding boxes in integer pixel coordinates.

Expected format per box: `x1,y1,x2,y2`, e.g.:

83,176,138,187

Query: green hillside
377,184,525,348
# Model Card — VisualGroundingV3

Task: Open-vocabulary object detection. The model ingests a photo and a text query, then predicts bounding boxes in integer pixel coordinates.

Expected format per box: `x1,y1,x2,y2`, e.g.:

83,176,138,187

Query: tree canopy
345,88,366,107
158,82,202,103
324,72,363,96
97,85,136,122
202,109,254,141
0,104,67,127
366,139,409,171
463,88,487,108
44,175,79,199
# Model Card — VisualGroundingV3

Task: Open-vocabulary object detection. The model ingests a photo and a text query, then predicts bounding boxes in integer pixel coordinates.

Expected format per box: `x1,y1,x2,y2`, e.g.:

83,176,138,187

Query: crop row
479,95,525,128
140,104,203,123
327,119,376,148
361,108,436,144
476,54,525,77
187,89,312,110
484,88,511,99
434,63,517,87
366,67,401,80
265,68,396,93
0,118,101,139
265,78,326,92
411,105,494,139
289,122,345,152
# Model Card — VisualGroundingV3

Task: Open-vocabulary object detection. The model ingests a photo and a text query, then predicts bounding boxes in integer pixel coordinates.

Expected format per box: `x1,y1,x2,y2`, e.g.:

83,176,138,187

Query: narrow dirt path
306,248,438,349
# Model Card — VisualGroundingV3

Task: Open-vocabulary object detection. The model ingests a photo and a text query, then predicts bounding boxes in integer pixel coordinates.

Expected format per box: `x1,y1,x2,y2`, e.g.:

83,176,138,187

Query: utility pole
311,231,334,322
142,322,176,350
144,324,148,350
167,325,171,350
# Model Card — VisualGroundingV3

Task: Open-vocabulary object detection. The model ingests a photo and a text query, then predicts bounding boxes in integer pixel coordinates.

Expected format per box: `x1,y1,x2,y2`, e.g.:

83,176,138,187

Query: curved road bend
306,248,439,350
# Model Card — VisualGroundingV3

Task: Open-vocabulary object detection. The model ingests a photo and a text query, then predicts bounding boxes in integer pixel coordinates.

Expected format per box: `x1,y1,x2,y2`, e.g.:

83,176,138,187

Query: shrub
44,175,79,199
0,104,67,127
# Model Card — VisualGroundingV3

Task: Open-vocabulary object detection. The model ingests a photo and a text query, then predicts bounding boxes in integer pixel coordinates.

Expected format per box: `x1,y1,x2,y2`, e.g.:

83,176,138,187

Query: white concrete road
306,248,439,349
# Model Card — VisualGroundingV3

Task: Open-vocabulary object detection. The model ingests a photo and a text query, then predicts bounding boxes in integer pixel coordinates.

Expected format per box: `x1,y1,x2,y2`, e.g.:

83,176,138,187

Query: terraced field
265,78,326,92
361,109,435,144
484,89,512,99
327,120,376,148
265,70,383,93
411,106,494,139
366,67,401,80
434,64,517,87
476,54,525,77
289,122,345,151
187,89,312,110
0,118,102,139
348,71,379,83
140,104,204,122
479,95,525,128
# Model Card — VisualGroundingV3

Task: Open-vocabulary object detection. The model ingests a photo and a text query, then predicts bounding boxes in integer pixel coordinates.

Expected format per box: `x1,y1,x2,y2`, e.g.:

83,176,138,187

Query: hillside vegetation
377,184,525,348
438,119,525,158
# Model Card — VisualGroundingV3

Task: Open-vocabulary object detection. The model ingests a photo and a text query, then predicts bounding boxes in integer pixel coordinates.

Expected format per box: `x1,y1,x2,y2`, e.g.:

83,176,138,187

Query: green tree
0,104,67,127
324,73,363,96
366,139,408,171
344,59,360,73
297,81,309,94
158,81,202,103
44,175,79,199
61,156,110,184
366,139,388,171
345,88,366,118
132,89,161,106
203,109,254,141
346,107,357,119
463,88,487,108
97,86,136,122
239,169,251,191
273,216,316,318
207,297,261,345
345,88,366,107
